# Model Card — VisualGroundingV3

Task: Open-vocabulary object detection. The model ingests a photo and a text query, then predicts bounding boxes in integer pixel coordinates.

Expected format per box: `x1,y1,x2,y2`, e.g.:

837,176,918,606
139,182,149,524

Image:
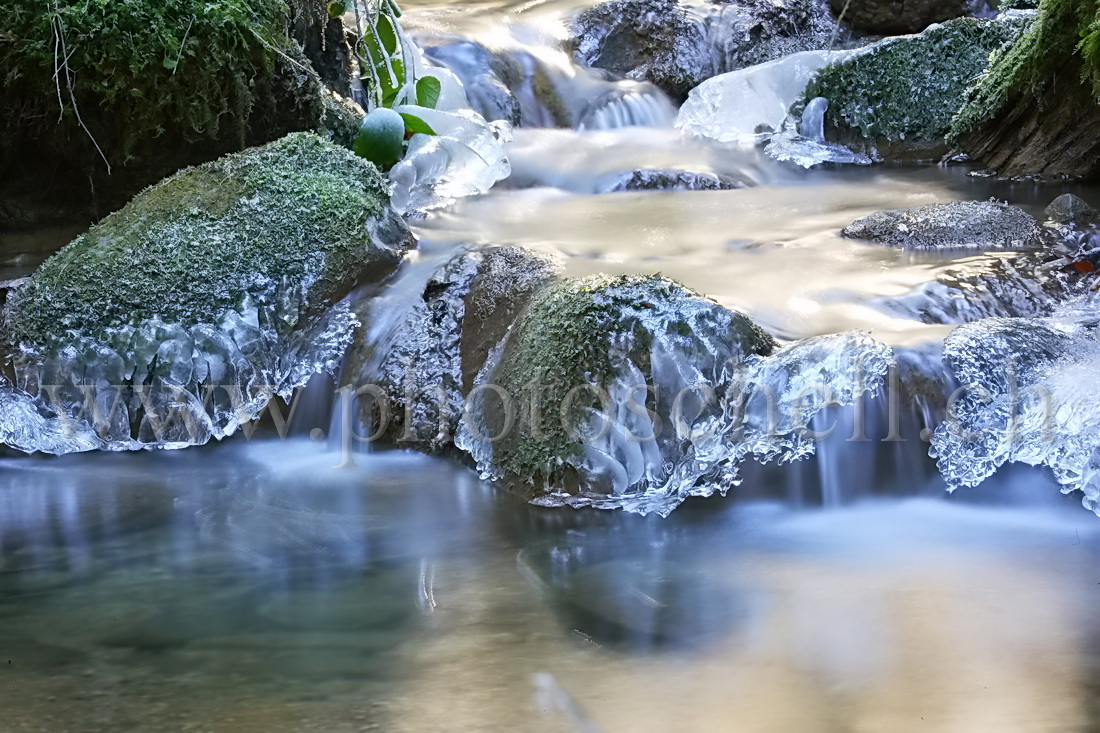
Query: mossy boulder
0,0,355,230
476,274,777,498
0,132,411,454
954,0,1100,178
802,16,1028,160
7,132,409,349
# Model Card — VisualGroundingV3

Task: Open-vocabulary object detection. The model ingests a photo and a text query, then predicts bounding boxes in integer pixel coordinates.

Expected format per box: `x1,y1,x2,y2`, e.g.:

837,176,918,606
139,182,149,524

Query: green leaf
327,1,347,18
377,14,398,55
400,113,436,136
385,0,403,17
416,76,441,109
162,57,177,70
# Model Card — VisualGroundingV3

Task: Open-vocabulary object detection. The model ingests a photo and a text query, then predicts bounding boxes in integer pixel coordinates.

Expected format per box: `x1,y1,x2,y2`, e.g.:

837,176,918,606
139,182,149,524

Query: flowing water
6,0,1100,729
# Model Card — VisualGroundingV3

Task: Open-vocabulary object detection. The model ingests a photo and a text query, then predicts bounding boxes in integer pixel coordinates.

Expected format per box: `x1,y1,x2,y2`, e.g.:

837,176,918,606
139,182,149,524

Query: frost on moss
7,132,404,349
803,17,1027,145
950,0,1100,139
485,274,776,488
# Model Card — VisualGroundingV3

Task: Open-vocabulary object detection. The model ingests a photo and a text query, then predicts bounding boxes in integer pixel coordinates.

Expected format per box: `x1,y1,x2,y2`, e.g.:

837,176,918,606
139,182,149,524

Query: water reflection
0,439,1099,731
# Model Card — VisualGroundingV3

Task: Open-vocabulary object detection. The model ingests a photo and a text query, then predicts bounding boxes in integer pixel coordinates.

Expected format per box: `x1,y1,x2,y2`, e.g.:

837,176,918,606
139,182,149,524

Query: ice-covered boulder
0,133,412,454
931,300,1100,515
842,200,1046,250
677,49,858,144
459,274,892,515
800,16,1029,160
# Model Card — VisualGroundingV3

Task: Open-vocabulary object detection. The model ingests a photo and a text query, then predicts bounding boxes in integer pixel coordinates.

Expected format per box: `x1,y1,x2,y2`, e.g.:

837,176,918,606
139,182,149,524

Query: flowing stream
5,0,1100,729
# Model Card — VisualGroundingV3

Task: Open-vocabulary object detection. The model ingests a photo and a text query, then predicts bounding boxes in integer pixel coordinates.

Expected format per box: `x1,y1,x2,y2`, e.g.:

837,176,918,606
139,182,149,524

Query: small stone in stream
600,169,746,192
842,200,1046,250
1045,194,1100,233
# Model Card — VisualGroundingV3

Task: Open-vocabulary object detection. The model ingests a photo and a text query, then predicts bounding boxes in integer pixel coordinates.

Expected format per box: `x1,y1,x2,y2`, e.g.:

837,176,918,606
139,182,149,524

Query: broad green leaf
416,76,441,109
377,14,398,55
327,1,347,18
385,0,403,17
400,113,437,136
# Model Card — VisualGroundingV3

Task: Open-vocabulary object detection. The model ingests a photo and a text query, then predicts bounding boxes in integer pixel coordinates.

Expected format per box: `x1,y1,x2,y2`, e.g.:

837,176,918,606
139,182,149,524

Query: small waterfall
577,89,678,131
416,28,677,131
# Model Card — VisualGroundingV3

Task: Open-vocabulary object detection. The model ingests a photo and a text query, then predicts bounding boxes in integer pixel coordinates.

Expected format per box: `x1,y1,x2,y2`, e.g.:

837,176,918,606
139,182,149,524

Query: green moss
490,274,775,484
951,0,1100,138
0,0,302,162
7,132,394,348
804,17,1027,142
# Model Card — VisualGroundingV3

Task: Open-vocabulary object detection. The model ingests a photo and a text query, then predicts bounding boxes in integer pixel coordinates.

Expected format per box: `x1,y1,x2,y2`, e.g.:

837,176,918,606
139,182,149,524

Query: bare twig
172,15,195,75
51,2,111,173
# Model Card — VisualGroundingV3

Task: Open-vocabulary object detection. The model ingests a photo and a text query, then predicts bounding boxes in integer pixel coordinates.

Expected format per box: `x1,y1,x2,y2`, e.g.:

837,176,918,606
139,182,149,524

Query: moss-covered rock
481,274,776,495
952,0,1100,178
802,16,1028,159
0,0,356,230
0,132,411,454
7,132,408,349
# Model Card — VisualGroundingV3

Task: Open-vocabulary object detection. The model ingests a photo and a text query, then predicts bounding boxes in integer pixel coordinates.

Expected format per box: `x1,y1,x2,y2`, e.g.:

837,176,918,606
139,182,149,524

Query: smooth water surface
2,439,1099,732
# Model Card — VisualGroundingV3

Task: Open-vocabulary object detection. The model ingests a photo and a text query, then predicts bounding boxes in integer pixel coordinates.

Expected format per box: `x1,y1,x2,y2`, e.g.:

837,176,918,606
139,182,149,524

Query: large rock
0,0,358,231
830,0,969,35
842,200,1046,250
1044,193,1100,233
570,0,711,99
802,16,1028,160
462,274,892,514
0,133,412,454
570,0,842,100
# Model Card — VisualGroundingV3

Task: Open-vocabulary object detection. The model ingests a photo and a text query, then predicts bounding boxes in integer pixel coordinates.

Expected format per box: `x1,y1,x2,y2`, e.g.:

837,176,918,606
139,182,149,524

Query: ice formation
931,295,1100,514
0,298,356,455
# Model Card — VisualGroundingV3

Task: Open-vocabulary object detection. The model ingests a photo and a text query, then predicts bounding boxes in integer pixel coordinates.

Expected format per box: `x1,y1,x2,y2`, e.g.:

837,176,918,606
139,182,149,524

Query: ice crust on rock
931,296,1100,514
676,50,869,167
457,275,892,516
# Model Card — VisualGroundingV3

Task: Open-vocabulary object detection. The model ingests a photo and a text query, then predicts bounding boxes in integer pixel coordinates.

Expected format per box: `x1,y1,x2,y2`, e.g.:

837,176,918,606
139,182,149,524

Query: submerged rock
1,133,412,454
802,16,1028,160
599,169,747,192
842,200,1045,250
830,0,970,35
422,41,523,126
876,249,1082,324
